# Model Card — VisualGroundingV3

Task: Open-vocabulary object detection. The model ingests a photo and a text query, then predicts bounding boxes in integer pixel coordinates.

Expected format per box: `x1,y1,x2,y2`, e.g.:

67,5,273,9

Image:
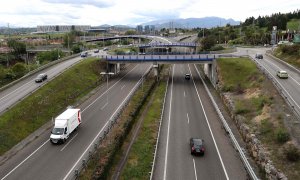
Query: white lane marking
256,62,300,110
163,65,174,180
82,64,139,113
121,85,126,90
188,64,229,180
1,140,49,180
101,102,108,110
187,113,190,124
261,58,300,86
64,65,152,180
193,158,198,180
184,90,186,97
60,133,78,152
1,64,140,179
0,81,32,101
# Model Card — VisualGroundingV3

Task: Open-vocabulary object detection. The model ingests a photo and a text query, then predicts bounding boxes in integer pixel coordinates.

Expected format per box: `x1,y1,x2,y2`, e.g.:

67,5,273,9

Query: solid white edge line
188,64,229,180
187,113,190,124
121,85,126,90
184,90,186,97
0,80,32,101
262,57,300,86
63,65,152,180
1,140,49,180
60,133,78,152
193,158,198,180
82,64,139,113
163,65,174,180
1,64,140,179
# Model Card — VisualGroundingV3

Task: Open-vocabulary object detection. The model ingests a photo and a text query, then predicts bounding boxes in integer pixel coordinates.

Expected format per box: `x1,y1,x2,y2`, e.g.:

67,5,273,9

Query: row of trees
198,10,300,48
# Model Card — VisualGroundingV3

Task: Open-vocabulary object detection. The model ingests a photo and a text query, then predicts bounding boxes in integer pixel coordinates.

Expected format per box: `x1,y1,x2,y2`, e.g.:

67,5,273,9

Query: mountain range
141,17,240,29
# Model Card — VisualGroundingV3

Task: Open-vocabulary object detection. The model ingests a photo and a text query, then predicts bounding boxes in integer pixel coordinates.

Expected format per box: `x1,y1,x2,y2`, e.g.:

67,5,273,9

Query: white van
277,70,288,79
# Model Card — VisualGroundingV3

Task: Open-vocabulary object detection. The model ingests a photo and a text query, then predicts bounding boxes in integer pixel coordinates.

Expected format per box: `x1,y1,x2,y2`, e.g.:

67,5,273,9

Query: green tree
37,49,63,63
201,36,216,50
71,45,81,53
7,39,26,59
11,63,27,78
125,30,136,35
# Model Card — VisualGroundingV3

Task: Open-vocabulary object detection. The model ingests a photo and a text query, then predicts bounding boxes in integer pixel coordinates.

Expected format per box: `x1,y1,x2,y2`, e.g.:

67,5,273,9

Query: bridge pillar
203,59,217,87
107,63,120,74
152,63,159,80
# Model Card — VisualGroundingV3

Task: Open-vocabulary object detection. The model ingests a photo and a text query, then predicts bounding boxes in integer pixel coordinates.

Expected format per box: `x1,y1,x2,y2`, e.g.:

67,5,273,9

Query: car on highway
255,53,263,59
277,70,288,79
94,49,99,53
103,47,109,51
35,73,47,83
80,51,88,57
185,73,191,80
190,138,205,155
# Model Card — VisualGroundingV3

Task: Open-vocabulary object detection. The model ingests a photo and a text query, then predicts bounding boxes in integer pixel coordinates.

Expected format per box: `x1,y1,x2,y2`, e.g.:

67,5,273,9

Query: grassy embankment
119,78,167,179
79,66,168,179
218,57,300,179
0,57,104,155
273,45,300,69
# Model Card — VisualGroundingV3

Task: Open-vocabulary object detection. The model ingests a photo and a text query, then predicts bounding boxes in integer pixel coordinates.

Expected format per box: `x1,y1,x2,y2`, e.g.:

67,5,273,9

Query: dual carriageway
0,35,300,180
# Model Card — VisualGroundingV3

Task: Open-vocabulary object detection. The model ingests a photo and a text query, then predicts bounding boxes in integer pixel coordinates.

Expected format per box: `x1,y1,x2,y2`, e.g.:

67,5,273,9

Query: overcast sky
0,0,299,27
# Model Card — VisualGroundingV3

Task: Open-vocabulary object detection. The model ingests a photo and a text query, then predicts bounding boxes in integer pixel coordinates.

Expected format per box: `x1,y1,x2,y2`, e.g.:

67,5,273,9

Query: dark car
255,53,263,59
190,138,205,155
185,73,191,80
94,49,99,53
35,73,47,83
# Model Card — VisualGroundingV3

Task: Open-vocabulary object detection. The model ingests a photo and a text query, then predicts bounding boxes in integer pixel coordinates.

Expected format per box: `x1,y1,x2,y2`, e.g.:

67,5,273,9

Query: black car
185,73,191,80
190,138,205,155
35,73,47,83
255,53,263,59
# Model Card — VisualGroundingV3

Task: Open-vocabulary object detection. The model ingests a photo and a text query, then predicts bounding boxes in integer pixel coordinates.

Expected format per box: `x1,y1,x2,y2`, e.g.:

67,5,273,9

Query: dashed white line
101,102,108,110
188,64,229,180
60,133,78,152
193,158,198,180
187,113,190,124
184,90,186,97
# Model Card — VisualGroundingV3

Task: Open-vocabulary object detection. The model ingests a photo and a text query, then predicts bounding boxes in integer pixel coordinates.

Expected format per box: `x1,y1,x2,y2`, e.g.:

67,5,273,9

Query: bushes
276,129,290,143
283,144,300,162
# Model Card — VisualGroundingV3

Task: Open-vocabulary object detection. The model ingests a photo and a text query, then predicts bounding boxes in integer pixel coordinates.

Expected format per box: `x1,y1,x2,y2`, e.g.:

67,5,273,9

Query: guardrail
149,68,170,180
0,53,80,92
64,67,152,180
194,65,259,180
251,56,300,120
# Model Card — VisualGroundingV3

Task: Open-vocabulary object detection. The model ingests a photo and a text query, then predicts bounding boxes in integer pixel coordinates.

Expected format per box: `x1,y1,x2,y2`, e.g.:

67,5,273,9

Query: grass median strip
119,80,167,179
0,58,105,155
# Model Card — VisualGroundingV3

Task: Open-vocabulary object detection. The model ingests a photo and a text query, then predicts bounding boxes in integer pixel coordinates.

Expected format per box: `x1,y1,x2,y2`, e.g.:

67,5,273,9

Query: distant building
144,25,155,34
37,25,91,33
136,25,143,34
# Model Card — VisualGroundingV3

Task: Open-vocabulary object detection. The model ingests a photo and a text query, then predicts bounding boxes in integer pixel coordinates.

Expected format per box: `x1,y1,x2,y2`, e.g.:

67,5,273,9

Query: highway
0,63,152,180
153,64,248,179
0,56,85,115
246,48,300,118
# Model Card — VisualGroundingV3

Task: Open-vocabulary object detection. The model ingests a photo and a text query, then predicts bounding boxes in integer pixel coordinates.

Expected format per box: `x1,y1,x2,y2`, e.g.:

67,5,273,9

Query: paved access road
0,55,87,115
244,47,300,117
0,63,152,180
153,64,248,180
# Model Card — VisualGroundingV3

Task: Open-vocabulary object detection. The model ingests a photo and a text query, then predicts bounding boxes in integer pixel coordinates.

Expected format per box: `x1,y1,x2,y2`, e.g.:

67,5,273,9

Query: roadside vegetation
79,66,167,179
0,57,105,155
217,57,300,179
273,44,300,69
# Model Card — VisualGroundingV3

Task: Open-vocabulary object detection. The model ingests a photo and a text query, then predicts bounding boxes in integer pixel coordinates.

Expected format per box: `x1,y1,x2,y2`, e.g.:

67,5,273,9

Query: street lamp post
100,72,115,104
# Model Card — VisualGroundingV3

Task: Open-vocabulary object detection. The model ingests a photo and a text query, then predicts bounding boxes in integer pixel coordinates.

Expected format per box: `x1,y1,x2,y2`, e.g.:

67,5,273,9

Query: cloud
42,0,114,8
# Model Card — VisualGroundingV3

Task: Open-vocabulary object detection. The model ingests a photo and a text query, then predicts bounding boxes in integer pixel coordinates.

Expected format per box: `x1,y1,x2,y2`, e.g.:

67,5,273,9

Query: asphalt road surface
0,63,152,180
153,64,248,180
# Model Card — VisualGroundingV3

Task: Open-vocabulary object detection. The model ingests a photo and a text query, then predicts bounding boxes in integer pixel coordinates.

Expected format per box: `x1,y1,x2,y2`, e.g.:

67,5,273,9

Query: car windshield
51,128,64,135
37,74,44,78
193,139,203,148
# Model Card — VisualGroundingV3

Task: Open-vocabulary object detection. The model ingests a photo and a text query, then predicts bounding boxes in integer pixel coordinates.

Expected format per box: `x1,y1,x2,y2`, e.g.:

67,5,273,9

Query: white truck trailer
50,108,81,144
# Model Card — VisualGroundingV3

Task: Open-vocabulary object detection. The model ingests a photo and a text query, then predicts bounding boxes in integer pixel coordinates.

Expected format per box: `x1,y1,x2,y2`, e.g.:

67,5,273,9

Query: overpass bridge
138,42,197,48
100,54,218,86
